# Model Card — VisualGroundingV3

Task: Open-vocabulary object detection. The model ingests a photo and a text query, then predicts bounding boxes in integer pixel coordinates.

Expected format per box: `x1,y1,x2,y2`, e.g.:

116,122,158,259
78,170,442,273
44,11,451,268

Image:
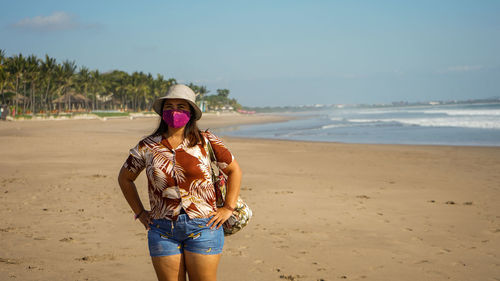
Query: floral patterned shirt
122,131,234,221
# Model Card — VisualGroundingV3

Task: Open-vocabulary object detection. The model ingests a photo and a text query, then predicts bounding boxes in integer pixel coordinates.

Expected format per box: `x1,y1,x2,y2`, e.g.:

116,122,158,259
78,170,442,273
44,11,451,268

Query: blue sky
1,0,499,106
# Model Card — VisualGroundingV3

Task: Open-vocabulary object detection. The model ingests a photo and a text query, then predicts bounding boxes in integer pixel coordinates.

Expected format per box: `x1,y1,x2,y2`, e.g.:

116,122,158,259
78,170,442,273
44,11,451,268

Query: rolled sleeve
123,142,146,174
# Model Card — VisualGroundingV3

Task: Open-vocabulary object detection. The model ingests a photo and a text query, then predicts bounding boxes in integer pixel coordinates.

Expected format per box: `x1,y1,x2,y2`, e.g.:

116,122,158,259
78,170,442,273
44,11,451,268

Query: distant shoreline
243,100,500,113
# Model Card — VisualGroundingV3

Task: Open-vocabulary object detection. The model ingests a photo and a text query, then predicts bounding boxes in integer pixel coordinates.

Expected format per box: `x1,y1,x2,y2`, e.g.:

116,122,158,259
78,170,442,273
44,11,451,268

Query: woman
118,84,242,281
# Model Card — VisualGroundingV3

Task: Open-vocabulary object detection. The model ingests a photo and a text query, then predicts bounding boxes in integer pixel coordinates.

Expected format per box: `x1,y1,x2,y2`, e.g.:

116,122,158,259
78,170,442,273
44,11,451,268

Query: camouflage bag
205,136,252,236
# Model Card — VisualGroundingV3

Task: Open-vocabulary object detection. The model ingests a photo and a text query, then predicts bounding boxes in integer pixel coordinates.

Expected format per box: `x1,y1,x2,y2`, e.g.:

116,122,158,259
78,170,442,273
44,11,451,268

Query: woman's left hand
207,207,233,229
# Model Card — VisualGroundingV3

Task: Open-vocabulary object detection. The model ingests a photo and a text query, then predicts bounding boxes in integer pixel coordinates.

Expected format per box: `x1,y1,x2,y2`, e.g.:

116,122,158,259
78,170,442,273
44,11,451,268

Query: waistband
175,213,189,222
153,213,189,223
153,209,210,223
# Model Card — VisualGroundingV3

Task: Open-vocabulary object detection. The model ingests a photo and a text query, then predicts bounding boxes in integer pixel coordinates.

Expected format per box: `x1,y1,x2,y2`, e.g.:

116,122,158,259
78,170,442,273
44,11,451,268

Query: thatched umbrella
52,91,91,111
4,91,28,104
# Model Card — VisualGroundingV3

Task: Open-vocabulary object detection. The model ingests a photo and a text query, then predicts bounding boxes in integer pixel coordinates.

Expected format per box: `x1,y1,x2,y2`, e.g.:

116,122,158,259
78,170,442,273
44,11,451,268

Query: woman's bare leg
151,254,186,281
183,250,221,281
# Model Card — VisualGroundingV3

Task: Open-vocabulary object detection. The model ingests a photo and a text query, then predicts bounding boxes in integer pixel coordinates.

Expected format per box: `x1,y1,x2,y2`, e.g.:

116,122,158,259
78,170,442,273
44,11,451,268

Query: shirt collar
160,134,191,151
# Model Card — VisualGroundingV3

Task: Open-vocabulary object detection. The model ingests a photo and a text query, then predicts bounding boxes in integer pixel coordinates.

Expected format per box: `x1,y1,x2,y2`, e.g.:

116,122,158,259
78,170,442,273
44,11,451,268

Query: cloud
11,11,99,31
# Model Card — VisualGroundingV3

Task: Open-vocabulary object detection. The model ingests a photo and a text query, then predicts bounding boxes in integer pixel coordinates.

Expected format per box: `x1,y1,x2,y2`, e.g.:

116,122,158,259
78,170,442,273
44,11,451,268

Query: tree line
0,50,241,116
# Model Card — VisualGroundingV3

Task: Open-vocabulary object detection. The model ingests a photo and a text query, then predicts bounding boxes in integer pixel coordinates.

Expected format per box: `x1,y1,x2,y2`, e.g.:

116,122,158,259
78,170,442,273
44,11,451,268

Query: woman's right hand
137,210,152,230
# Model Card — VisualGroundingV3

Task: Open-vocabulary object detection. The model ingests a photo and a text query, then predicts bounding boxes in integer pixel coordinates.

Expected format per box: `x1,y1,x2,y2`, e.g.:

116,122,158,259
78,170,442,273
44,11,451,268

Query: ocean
219,103,500,146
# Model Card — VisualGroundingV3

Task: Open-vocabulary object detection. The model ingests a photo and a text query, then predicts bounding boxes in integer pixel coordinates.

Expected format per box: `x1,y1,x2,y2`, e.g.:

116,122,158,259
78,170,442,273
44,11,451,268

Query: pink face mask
162,109,191,128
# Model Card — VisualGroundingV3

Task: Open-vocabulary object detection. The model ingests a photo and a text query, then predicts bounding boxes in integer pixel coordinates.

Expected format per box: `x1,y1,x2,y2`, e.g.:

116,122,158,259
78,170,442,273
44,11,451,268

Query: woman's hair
151,100,205,147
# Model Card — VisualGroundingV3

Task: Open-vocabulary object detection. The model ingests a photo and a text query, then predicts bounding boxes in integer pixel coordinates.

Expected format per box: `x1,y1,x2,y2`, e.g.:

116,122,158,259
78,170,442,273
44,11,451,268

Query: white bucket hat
152,84,202,120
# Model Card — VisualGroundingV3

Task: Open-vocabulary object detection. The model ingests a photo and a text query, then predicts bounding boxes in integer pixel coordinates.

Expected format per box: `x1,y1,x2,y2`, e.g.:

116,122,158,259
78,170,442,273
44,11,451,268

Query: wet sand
0,115,499,280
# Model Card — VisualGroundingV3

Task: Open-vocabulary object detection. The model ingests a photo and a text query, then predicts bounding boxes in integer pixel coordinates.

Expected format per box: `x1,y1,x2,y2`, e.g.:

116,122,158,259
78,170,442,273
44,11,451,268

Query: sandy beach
0,114,499,281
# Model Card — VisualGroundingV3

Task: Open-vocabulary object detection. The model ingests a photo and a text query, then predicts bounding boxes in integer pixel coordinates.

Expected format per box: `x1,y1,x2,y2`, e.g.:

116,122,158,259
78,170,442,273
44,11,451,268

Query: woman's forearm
224,167,242,209
118,176,146,215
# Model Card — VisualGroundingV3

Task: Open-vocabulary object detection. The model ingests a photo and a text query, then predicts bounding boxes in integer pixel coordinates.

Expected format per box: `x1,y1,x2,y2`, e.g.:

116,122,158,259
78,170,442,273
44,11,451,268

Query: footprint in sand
451,260,467,267
223,247,246,257
0,177,26,187
26,265,44,271
0,257,22,265
77,254,116,262
59,237,74,242
0,227,15,233
437,248,451,254
279,274,304,280
274,190,294,194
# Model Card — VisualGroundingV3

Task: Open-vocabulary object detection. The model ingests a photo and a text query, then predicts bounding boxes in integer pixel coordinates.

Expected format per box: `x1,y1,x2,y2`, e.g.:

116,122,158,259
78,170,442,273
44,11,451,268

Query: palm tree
145,73,155,110
102,70,129,111
216,89,230,98
197,85,209,100
154,74,165,100
8,54,26,115
90,69,101,110
77,66,91,111
25,54,40,114
1,52,238,115
0,49,7,104
41,55,56,112
59,60,76,111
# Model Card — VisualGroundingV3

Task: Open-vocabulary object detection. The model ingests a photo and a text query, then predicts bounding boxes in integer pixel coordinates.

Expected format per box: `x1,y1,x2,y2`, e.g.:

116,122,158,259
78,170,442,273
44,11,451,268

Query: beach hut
1,91,28,116
96,94,122,110
52,91,92,112
3,91,27,104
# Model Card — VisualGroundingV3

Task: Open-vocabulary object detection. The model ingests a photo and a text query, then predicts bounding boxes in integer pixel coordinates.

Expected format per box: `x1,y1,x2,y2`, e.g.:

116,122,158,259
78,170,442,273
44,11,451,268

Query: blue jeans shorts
148,214,224,256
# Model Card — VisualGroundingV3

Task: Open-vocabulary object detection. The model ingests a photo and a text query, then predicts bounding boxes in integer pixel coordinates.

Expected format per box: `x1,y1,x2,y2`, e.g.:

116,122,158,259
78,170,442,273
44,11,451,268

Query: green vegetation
14,114,33,119
92,112,130,117
0,50,241,117
203,89,242,111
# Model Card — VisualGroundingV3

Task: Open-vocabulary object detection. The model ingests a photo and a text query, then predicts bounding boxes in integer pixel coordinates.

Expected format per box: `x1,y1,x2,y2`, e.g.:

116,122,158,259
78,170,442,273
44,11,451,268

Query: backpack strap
202,130,217,162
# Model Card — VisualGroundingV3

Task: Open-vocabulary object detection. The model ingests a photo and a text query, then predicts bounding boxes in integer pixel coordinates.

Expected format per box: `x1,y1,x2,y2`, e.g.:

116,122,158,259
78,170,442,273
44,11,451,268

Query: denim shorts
147,214,224,256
